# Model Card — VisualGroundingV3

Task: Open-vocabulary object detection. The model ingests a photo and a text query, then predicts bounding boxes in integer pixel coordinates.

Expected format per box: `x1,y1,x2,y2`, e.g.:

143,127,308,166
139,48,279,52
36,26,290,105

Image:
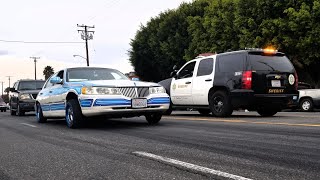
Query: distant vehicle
0,97,8,112
9,80,45,116
297,82,320,111
159,48,299,117
35,67,170,128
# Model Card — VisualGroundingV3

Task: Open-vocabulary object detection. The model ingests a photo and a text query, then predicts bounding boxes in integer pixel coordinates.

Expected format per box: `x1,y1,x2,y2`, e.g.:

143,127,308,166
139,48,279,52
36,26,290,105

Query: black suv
159,49,299,117
9,80,45,116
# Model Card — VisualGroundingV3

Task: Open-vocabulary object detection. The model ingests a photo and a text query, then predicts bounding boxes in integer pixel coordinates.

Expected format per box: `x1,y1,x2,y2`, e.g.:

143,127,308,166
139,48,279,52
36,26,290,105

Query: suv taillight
242,71,252,89
294,72,298,90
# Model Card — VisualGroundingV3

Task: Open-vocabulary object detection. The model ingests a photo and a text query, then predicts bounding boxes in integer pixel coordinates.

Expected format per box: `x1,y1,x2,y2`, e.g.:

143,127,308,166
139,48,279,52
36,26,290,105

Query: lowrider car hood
18,90,41,94
76,80,160,87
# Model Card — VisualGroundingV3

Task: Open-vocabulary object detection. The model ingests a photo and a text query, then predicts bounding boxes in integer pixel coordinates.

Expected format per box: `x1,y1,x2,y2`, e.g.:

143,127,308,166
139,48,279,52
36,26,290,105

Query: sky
0,0,192,92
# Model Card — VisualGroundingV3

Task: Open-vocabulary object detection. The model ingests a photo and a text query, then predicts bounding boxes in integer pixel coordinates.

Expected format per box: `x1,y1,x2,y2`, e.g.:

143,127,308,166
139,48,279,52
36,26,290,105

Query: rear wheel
145,113,162,124
36,103,47,123
300,98,313,112
209,90,233,117
198,109,211,115
257,109,278,117
10,103,16,116
66,99,84,128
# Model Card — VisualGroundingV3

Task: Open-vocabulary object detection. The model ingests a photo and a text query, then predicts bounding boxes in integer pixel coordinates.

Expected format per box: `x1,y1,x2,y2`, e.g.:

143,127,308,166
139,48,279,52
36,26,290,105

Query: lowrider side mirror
50,77,63,84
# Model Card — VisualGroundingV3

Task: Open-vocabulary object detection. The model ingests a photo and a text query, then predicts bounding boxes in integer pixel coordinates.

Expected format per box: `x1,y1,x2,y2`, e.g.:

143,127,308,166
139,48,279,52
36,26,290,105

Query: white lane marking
133,151,253,180
20,123,37,128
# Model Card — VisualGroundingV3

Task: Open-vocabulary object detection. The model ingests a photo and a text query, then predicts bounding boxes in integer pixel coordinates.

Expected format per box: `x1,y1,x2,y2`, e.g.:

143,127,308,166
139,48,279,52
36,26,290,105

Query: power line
77,24,95,67
0,39,84,44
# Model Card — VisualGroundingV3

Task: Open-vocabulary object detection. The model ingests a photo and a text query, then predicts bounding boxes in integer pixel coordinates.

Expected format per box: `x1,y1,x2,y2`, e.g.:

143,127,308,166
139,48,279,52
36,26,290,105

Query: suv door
192,58,215,105
171,61,196,105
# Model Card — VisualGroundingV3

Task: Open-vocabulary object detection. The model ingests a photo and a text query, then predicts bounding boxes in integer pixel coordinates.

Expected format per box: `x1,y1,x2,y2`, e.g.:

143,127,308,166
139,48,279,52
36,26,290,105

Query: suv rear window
249,53,294,72
18,81,45,90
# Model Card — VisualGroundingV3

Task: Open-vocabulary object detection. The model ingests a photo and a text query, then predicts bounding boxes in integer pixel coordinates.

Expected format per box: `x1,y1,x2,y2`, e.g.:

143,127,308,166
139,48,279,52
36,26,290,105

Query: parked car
0,97,8,112
159,48,299,117
35,67,170,128
9,80,45,116
297,82,320,111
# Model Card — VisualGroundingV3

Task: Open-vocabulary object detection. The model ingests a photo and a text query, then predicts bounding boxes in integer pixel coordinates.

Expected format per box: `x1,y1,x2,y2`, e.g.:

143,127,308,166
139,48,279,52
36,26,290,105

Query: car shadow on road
44,117,165,130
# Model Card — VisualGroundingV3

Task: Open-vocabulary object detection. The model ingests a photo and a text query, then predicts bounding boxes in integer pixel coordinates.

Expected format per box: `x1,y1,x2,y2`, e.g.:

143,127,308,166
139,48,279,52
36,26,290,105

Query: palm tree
43,66,54,80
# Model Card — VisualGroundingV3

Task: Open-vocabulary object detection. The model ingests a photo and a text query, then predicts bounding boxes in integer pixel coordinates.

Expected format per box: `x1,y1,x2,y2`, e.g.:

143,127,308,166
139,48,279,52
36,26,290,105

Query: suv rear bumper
230,90,299,110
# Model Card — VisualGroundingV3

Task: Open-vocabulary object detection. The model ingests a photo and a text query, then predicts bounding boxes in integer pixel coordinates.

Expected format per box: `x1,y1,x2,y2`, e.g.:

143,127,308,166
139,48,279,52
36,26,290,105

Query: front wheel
17,104,25,116
66,99,84,128
257,109,278,117
10,103,16,116
209,90,233,117
145,113,162,124
36,103,47,123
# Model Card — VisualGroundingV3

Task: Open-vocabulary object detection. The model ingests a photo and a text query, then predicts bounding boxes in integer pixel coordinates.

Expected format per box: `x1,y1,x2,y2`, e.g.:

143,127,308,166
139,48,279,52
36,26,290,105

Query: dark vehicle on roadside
159,48,299,117
0,97,8,112
9,80,45,116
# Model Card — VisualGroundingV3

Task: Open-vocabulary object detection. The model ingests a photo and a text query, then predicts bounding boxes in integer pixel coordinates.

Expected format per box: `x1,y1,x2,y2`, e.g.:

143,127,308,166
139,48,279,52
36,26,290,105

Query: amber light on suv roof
263,48,278,54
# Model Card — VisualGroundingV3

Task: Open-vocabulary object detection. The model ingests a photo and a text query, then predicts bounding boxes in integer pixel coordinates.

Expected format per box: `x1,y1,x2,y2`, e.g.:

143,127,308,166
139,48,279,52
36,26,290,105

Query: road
0,110,319,180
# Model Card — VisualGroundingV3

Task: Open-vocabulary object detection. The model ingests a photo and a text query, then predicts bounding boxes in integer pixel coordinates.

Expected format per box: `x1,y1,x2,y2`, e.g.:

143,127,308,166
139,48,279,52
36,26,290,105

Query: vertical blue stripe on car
147,97,170,104
80,99,93,107
93,99,131,106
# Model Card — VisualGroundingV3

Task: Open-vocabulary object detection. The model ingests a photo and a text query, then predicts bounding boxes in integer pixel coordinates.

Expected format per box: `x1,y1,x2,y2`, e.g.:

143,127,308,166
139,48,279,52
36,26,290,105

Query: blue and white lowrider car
35,67,170,128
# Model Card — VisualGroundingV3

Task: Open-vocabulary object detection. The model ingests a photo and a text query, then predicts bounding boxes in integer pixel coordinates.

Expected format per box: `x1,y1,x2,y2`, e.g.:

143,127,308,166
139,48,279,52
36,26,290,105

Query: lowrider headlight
81,87,122,95
149,86,166,94
20,94,32,100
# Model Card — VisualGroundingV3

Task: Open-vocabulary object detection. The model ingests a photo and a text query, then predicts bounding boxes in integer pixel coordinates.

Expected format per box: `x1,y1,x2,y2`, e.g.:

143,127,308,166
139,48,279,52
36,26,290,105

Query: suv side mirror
50,77,63,84
170,70,178,78
172,65,178,70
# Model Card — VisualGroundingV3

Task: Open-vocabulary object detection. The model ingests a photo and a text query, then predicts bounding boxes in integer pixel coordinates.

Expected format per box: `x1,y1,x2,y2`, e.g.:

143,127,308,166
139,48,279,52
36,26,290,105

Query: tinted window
249,54,294,71
66,68,128,82
197,58,213,76
177,61,196,79
218,53,244,72
18,81,45,90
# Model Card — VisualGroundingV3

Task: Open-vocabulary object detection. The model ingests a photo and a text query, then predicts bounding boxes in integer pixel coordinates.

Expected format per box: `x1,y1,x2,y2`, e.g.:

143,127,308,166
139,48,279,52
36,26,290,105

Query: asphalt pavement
0,110,319,180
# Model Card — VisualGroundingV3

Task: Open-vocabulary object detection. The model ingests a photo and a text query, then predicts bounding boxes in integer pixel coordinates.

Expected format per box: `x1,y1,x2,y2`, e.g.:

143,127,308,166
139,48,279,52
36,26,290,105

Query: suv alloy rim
213,96,224,113
302,101,311,111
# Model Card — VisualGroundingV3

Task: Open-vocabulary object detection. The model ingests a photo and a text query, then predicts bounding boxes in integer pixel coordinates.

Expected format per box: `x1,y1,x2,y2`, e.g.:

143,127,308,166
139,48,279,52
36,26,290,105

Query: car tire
257,109,278,117
66,99,83,128
198,109,211,115
300,98,313,112
4,109,6,112
145,113,162,124
36,104,47,123
10,104,16,116
16,103,25,116
209,90,233,117
163,102,173,115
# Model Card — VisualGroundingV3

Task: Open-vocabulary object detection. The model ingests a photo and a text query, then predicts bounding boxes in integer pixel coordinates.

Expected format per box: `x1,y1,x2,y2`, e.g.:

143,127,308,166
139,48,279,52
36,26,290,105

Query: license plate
271,80,281,87
132,98,147,108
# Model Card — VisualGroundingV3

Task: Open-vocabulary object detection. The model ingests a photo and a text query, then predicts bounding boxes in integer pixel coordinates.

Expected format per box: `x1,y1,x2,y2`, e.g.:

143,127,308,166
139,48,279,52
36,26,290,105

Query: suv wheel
257,109,278,117
198,109,211,115
300,98,313,112
209,90,233,117
66,99,83,128
17,104,25,116
145,113,162,124
36,104,47,123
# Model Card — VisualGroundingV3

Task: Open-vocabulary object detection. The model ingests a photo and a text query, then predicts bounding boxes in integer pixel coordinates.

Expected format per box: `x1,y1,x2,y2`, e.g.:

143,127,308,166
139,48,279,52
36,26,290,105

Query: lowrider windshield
66,68,129,82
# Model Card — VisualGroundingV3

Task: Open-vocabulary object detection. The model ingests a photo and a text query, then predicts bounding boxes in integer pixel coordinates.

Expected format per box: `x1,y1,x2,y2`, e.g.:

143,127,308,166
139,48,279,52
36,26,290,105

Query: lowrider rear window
66,68,129,82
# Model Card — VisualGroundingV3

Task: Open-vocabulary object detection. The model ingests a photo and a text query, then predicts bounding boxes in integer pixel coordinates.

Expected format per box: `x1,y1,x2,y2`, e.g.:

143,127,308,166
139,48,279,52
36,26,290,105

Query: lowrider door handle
185,81,191,84
49,91,53,93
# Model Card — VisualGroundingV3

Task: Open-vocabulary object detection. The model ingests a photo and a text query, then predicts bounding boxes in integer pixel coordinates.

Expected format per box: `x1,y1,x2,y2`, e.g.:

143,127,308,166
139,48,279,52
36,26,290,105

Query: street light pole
30,57,40,80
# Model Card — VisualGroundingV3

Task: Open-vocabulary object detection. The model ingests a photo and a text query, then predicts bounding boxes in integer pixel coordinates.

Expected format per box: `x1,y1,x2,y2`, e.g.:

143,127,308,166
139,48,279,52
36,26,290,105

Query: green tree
43,66,54,80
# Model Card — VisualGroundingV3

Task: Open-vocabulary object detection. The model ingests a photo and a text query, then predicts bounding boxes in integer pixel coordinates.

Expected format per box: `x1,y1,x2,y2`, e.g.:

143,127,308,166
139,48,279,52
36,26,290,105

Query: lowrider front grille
118,87,149,98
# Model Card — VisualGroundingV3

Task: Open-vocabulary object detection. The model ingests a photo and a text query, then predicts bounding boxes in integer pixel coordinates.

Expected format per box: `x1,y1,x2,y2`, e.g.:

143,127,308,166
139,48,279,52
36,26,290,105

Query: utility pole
1,81,3,97
30,57,40,80
77,24,95,67
6,76,12,92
